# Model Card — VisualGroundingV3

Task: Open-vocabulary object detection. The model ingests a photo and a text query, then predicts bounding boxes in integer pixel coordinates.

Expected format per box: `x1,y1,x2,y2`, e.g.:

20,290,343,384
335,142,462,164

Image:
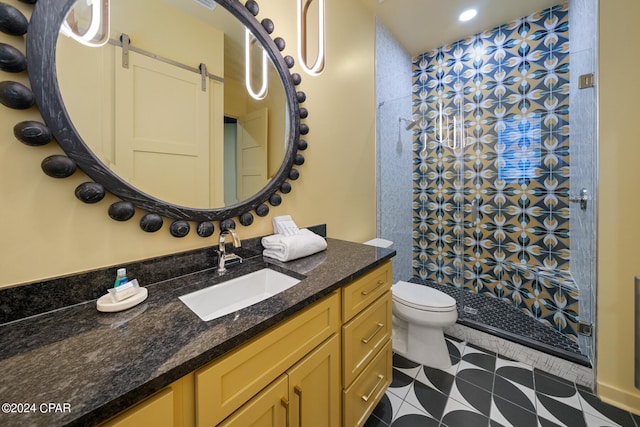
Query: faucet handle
225,253,243,264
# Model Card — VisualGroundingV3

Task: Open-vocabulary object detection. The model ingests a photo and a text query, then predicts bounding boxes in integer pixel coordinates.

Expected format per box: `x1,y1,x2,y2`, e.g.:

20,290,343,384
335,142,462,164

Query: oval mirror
20,0,306,235
56,0,289,209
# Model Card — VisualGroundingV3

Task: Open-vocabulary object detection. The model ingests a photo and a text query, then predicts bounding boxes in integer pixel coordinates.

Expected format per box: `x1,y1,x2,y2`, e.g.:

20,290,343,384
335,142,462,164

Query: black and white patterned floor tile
365,337,640,427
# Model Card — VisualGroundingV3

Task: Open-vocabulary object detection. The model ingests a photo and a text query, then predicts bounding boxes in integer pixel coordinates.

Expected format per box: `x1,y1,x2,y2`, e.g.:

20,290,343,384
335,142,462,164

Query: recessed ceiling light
459,9,477,22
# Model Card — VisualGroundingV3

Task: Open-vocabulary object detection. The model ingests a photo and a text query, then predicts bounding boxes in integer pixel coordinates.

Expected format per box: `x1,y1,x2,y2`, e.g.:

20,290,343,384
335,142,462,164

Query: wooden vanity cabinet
100,261,393,427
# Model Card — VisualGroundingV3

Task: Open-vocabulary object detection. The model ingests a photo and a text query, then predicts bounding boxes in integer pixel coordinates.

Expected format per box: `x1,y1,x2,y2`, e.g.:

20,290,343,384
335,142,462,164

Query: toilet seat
392,281,456,312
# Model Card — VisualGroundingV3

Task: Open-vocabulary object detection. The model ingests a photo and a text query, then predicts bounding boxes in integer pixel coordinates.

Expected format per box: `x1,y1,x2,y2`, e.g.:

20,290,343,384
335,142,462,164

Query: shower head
399,117,418,131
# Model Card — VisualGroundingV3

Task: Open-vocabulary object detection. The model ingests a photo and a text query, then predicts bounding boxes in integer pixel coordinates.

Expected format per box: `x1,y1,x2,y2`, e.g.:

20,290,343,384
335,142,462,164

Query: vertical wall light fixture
297,0,325,76
60,0,110,47
245,28,269,100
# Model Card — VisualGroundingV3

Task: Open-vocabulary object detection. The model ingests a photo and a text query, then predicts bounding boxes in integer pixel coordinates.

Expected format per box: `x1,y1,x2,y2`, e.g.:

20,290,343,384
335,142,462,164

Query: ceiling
360,0,564,57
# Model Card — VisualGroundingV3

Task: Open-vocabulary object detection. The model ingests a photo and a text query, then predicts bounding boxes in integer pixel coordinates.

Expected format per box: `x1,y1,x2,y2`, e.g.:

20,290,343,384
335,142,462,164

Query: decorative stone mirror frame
0,0,309,237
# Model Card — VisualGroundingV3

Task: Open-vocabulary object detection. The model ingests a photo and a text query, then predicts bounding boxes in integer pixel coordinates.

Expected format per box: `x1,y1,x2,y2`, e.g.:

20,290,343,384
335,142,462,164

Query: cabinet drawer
342,262,391,322
343,340,392,427
342,291,391,386
195,292,340,427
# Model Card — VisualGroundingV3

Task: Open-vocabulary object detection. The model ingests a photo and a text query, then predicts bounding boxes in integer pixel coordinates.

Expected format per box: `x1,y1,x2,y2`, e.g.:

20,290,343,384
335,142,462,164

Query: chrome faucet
217,229,243,273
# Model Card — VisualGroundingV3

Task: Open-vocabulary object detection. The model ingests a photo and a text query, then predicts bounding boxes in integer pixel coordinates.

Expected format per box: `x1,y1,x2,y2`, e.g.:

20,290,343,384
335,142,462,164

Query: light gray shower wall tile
375,19,413,283
569,0,597,362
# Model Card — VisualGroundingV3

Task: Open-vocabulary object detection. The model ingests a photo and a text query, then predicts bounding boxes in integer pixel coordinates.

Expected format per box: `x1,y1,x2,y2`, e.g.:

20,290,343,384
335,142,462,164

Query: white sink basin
179,269,301,321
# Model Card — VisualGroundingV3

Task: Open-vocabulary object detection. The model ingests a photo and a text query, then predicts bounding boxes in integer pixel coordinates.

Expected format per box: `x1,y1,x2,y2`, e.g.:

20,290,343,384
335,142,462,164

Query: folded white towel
262,229,327,262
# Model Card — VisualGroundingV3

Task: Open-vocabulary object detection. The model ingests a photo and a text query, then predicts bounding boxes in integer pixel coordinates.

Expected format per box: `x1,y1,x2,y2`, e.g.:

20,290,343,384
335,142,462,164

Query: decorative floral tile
411,0,574,345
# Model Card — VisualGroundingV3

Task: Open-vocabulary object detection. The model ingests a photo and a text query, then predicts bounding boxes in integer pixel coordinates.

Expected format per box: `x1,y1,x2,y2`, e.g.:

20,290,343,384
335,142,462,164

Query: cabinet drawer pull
361,280,385,296
361,374,384,402
294,386,303,427
361,323,384,344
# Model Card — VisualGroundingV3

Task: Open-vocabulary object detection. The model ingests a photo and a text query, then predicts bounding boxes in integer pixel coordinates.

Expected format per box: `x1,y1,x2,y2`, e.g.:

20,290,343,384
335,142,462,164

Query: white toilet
392,281,458,369
362,238,458,368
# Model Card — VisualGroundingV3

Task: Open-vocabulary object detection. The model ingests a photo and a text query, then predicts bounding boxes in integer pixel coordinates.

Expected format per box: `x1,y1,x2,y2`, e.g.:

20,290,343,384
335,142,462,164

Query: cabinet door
101,374,194,427
287,334,341,427
218,375,288,427
196,292,340,426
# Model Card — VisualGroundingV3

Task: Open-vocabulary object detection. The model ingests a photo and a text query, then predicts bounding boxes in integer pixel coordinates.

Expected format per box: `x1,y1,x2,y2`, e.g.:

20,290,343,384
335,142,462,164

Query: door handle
294,385,303,427
569,188,589,210
281,396,290,427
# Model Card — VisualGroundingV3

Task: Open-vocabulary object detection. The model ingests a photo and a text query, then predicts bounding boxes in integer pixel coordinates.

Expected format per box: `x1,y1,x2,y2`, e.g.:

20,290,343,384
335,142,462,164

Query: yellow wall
597,0,640,413
0,0,376,288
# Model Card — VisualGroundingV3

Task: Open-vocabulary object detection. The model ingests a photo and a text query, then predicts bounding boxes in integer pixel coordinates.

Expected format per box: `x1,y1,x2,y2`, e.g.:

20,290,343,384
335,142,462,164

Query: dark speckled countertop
0,238,394,426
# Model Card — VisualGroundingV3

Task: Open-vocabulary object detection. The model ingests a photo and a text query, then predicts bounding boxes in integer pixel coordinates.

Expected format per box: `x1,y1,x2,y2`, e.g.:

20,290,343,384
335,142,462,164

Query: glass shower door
456,57,596,365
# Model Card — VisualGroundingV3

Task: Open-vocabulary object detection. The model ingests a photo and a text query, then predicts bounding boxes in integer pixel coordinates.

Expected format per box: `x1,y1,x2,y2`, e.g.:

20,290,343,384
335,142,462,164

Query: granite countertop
0,238,395,426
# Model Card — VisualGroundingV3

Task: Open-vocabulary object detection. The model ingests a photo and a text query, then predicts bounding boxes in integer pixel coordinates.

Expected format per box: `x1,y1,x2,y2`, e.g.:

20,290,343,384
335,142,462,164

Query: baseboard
596,381,640,416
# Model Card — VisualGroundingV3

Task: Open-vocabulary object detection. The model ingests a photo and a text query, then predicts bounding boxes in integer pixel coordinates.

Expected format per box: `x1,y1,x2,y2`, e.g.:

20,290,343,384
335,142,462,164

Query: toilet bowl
392,281,457,369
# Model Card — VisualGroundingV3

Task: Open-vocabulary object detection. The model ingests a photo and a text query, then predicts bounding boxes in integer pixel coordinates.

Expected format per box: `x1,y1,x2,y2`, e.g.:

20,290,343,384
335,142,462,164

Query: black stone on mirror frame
244,0,259,16
255,204,269,217
288,169,300,180
239,212,254,227
284,55,295,68
220,219,236,231
140,213,163,233
291,73,302,86
0,2,28,36
294,154,305,166
300,123,309,135
14,120,52,146
269,194,282,206
41,154,76,178
0,81,34,109
299,107,308,119
75,182,106,204
0,42,26,72
109,201,135,222
197,221,215,237
170,220,190,238
274,37,285,51
261,19,274,34
296,91,306,103
298,139,308,151
280,182,292,194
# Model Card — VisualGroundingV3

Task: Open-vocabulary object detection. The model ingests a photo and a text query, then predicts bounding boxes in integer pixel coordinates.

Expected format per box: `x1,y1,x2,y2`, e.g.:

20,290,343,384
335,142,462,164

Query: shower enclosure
375,1,597,366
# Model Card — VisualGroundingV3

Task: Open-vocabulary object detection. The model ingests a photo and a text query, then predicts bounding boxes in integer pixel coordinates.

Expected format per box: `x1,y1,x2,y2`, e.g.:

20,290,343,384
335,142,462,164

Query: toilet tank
363,238,393,248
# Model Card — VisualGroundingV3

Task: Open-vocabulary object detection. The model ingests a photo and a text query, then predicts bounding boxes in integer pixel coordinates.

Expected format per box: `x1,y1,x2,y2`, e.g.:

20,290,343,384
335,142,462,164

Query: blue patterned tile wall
411,3,578,341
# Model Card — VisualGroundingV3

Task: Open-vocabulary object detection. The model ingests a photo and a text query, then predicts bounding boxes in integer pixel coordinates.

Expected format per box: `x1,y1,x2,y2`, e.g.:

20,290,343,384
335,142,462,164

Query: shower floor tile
409,278,588,363
364,338,638,427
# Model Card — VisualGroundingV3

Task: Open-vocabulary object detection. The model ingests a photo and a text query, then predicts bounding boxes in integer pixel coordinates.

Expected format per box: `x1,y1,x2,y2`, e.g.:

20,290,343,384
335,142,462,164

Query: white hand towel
262,229,327,262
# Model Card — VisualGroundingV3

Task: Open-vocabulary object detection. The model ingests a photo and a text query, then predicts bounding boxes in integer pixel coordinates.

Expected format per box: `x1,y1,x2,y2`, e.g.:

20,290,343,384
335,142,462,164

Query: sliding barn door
115,49,211,207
